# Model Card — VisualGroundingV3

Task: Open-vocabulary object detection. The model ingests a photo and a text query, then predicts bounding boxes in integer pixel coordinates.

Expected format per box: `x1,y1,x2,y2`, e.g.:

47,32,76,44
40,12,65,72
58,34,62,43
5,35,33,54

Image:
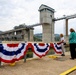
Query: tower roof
39,4,55,13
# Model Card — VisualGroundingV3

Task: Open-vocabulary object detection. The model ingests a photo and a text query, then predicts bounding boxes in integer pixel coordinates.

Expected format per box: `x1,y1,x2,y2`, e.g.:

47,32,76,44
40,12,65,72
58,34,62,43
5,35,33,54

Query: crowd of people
59,28,76,60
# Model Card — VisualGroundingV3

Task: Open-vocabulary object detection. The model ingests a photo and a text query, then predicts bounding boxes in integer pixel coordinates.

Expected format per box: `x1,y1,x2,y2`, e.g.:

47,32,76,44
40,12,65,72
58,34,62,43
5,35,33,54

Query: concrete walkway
0,52,76,75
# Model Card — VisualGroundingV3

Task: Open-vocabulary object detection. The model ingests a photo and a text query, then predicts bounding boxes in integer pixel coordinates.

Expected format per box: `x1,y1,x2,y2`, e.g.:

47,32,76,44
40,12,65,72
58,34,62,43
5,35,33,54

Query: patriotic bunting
30,43,50,58
50,43,62,54
0,42,62,63
0,43,28,63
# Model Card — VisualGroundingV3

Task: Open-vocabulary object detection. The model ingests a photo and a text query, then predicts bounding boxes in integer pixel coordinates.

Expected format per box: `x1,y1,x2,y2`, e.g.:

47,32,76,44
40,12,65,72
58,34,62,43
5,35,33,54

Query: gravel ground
69,70,76,75
0,52,76,75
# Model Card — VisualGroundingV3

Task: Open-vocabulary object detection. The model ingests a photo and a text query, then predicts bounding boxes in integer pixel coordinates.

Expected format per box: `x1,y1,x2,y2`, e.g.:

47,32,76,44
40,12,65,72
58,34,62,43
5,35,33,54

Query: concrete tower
39,4,55,43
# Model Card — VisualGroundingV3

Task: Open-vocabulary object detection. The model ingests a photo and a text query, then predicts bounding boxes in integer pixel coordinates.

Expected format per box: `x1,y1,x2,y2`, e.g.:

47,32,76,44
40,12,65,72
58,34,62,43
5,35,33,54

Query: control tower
39,4,55,42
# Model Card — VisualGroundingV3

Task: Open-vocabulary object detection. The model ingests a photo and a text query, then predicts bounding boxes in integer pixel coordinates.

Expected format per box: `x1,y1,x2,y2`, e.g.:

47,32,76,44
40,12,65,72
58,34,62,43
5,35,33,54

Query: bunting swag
31,43,50,58
0,42,62,63
0,43,28,63
51,43,62,54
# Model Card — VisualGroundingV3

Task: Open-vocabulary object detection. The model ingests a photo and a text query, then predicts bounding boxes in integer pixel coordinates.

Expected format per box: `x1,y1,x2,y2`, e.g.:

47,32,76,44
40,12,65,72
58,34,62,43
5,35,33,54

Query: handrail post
24,55,26,62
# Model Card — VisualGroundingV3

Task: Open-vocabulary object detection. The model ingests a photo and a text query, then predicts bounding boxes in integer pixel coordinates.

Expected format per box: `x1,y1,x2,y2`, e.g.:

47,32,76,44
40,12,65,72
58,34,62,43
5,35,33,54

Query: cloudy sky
0,0,76,34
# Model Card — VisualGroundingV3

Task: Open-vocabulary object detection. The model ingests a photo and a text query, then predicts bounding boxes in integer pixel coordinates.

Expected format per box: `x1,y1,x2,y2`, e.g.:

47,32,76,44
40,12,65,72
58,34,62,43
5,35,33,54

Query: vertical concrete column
23,29,29,41
29,28,34,41
42,23,52,43
65,19,69,42
51,15,55,42
23,28,34,42
65,19,68,36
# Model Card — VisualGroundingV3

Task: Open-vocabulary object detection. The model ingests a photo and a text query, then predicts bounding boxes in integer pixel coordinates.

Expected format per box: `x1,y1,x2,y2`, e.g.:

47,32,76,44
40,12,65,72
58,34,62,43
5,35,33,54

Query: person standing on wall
69,28,76,60
60,34,65,56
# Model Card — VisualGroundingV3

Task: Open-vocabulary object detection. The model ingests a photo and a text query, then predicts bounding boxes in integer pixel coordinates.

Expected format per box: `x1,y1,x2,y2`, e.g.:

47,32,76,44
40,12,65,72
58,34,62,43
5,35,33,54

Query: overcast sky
0,0,76,34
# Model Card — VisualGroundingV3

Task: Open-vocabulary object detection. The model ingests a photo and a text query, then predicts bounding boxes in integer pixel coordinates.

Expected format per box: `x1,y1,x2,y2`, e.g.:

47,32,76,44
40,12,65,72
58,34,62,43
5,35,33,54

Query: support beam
54,14,76,21
27,23,41,28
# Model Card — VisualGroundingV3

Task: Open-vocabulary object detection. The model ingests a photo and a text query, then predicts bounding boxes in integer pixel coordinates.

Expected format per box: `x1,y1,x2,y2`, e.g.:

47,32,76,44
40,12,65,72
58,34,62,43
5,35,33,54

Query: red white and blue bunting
31,43,50,58
0,43,28,63
50,43,62,54
0,43,62,63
